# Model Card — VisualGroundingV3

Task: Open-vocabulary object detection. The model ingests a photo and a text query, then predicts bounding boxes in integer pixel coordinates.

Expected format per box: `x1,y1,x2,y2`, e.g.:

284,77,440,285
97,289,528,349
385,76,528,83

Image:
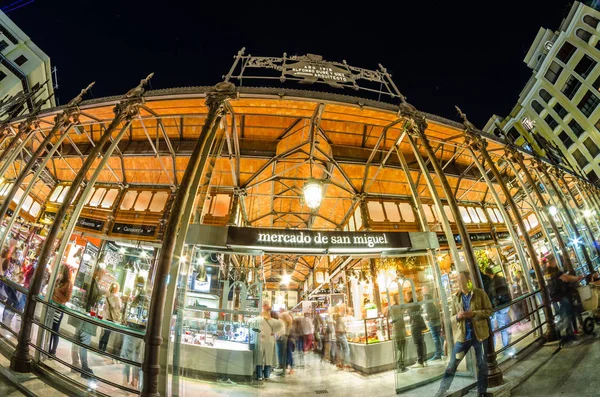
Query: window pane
383,202,401,222
494,208,504,223
553,102,568,119
29,201,41,217
562,75,582,99
212,194,231,217
57,186,70,203
545,61,563,84
100,189,119,208
569,119,585,137
559,131,574,148
354,205,363,230
539,89,552,103
544,114,559,130
148,191,169,212
467,207,480,223
487,208,499,223
423,205,436,223
578,90,600,117
134,191,153,211
348,214,356,232
443,205,455,222
476,207,488,223
531,100,544,114
584,15,600,29
120,191,138,210
20,195,33,211
587,170,599,183
556,41,576,64
573,149,588,168
367,201,385,222
399,202,416,223
575,55,596,79
88,188,106,207
576,29,592,43
49,186,63,202
459,206,471,223
584,137,600,158
528,213,539,229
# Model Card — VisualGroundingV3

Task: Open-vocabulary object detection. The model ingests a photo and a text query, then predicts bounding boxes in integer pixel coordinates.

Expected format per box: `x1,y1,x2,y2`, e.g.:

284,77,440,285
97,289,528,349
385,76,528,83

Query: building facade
485,1,600,185
0,10,55,119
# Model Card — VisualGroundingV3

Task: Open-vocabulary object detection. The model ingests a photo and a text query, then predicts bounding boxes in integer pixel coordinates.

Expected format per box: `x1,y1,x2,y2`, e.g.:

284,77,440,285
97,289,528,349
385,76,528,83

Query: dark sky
3,0,575,127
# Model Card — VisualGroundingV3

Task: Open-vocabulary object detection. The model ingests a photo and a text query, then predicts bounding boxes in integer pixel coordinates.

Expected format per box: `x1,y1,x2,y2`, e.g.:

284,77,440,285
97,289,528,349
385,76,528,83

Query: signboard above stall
185,225,438,255
437,232,495,245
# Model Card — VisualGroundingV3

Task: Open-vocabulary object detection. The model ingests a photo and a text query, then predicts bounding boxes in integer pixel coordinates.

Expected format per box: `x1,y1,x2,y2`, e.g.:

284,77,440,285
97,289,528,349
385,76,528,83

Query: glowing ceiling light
281,274,291,285
584,209,595,218
570,237,582,247
119,247,126,254
303,178,323,210
548,206,558,216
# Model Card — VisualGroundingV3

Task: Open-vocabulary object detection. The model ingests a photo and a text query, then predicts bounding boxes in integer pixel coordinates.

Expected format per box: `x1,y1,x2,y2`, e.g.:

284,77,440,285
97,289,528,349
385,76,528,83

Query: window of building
594,75,600,92
57,186,70,203
100,189,119,208
545,114,559,130
13,55,27,66
493,208,504,223
29,201,41,217
486,207,499,223
545,61,563,83
574,55,596,78
133,191,153,211
532,100,544,114
556,41,577,64
383,202,401,222
559,130,574,148
119,191,138,210
476,207,488,223
577,29,593,43
569,118,585,137
578,90,600,117
149,191,169,212
398,202,416,222
88,188,106,207
539,88,552,103
507,127,521,140
584,137,600,158
443,205,455,222
562,75,582,99
584,15,600,29
423,205,437,223
553,102,568,119
0,40,7,52
587,170,599,184
354,205,363,230
211,194,231,217
467,207,480,223
0,71,6,82
573,148,588,168
367,201,385,222
458,206,471,223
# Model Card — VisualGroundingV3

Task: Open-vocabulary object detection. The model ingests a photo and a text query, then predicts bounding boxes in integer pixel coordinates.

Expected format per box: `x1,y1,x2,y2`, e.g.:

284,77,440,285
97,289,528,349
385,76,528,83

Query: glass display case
179,307,253,351
346,316,391,344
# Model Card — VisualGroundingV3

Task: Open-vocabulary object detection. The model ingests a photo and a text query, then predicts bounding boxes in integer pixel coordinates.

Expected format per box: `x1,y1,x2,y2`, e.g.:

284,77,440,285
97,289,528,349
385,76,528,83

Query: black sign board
531,231,544,241
227,227,411,253
437,232,494,245
76,217,105,232
111,223,156,237
496,232,511,240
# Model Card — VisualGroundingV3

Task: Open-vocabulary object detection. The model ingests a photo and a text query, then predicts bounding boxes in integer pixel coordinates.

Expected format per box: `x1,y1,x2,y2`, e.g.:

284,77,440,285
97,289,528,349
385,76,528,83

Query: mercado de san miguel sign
227,227,413,253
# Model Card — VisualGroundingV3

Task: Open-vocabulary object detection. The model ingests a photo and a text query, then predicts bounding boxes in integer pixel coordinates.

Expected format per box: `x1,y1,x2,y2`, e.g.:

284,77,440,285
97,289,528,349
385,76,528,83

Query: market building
486,1,600,184
0,50,599,397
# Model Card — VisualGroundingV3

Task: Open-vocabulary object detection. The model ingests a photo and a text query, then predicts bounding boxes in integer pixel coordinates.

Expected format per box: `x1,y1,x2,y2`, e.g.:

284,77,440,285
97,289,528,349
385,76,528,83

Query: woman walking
99,283,122,352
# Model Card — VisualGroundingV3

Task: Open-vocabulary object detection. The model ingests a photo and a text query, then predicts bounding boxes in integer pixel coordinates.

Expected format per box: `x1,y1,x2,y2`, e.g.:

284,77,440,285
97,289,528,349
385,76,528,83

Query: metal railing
490,289,547,356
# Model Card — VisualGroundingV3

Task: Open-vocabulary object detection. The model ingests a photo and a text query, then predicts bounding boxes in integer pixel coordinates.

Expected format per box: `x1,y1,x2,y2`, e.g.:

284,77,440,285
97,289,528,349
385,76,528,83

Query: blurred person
435,271,492,397
334,312,350,370
254,300,283,380
323,314,337,365
485,267,511,348
99,282,122,353
546,253,583,341
406,289,427,368
423,285,443,361
388,295,407,372
48,265,73,355
275,307,293,373
301,313,314,352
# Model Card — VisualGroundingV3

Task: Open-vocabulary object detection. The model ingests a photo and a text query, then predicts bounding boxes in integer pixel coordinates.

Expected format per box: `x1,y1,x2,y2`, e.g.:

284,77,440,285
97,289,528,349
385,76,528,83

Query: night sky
4,0,575,127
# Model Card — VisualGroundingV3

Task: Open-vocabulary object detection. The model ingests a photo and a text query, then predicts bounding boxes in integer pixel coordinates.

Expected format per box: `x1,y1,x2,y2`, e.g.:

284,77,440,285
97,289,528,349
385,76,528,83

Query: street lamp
303,177,323,210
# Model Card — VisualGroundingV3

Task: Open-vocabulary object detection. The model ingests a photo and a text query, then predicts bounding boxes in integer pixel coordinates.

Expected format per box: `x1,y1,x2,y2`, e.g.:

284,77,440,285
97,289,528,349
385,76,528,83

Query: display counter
346,316,435,374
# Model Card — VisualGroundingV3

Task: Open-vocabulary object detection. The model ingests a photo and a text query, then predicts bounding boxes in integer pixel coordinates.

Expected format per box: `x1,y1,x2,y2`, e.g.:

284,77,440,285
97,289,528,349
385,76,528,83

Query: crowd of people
252,301,353,381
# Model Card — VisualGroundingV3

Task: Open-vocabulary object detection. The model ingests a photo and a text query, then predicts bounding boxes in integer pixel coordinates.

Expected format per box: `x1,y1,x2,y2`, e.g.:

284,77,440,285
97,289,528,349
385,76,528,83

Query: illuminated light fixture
119,247,126,254
548,206,558,216
316,271,325,284
180,256,188,264
281,273,291,285
83,253,91,262
303,177,323,210
570,236,582,247
140,250,148,258
584,209,595,218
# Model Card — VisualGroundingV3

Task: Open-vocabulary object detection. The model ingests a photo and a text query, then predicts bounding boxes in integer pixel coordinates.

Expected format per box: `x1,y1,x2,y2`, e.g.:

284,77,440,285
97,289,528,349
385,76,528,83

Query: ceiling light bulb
303,178,323,210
